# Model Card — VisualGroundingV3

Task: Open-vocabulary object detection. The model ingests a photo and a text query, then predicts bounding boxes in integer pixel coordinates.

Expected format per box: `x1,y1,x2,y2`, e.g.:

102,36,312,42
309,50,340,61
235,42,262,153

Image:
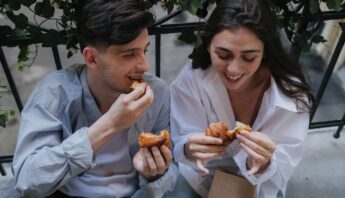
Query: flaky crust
138,130,172,150
205,121,252,143
130,77,145,90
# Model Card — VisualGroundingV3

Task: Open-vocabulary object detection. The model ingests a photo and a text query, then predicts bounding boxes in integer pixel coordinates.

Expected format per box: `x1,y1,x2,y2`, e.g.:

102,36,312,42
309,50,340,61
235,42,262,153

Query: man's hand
185,133,227,174
237,130,276,175
106,83,153,131
133,145,172,181
89,83,153,152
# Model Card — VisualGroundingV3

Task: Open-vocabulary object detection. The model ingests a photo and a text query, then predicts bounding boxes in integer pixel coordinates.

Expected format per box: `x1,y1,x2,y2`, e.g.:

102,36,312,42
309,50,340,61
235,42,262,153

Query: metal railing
1,10,345,176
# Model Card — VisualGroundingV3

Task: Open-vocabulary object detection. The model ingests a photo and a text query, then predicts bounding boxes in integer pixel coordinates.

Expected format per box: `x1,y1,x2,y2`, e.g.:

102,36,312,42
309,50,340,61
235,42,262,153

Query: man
12,0,176,197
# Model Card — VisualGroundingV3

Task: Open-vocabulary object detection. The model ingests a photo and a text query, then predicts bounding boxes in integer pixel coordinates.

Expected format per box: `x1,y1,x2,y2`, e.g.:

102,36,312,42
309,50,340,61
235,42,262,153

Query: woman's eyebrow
241,49,261,54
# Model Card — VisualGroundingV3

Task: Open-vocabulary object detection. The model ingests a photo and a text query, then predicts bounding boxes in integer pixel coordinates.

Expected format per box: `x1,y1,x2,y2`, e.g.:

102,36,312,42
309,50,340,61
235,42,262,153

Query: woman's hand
237,130,276,175
185,133,227,174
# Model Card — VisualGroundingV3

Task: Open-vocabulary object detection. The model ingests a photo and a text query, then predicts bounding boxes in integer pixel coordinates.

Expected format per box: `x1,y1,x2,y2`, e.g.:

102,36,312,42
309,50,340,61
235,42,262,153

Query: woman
170,0,314,197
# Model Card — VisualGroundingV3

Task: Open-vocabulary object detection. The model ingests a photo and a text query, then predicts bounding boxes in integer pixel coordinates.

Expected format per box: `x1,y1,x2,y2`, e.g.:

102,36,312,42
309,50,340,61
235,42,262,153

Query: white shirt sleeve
170,66,209,169
234,110,309,197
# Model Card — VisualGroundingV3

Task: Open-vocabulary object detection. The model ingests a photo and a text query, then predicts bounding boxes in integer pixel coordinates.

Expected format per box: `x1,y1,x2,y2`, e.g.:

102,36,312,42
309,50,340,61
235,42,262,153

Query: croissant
138,130,172,150
130,77,145,90
205,121,252,142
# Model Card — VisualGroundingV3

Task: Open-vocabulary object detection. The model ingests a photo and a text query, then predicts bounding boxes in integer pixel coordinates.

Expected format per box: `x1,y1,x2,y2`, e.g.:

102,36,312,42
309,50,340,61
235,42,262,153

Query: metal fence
1,9,345,176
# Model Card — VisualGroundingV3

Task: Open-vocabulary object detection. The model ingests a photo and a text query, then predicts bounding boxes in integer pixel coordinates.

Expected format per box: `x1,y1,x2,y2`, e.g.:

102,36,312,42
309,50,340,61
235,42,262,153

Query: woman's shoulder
171,59,210,88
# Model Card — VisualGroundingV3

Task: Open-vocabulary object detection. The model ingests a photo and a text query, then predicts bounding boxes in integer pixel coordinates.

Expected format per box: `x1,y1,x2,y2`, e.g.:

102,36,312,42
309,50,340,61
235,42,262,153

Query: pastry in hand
138,130,172,150
130,77,145,90
204,121,229,142
226,121,252,140
205,121,252,143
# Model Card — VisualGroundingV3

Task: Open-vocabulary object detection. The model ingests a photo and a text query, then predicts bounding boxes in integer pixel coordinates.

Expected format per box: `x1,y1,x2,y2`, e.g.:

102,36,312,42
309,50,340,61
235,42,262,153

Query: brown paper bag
208,169,256,198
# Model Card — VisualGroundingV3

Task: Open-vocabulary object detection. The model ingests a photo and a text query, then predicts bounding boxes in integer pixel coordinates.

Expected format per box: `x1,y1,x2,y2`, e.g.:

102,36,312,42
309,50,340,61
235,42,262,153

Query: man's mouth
128,75,144,83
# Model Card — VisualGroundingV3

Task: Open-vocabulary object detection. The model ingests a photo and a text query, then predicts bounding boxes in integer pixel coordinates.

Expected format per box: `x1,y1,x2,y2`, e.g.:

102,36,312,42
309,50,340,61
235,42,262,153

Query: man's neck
86,68,120,114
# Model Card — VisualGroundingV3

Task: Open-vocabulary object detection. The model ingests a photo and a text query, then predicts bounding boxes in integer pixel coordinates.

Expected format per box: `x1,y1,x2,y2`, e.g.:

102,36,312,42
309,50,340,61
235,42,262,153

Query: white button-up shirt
170,60,309,198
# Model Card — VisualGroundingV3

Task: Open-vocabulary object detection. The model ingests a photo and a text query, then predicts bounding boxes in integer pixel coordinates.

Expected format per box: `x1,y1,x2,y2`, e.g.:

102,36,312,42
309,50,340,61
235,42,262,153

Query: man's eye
123,52,135,57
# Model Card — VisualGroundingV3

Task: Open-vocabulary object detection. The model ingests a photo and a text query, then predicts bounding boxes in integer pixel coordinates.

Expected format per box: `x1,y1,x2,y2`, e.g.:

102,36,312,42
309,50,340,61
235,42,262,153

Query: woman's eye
243,56,256,62
217,52,230,59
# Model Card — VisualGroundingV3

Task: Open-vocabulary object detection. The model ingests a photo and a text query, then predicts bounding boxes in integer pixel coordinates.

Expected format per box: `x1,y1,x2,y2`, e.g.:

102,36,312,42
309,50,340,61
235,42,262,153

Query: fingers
160,145,173,167
240,143,266,164
127,83,147,100
237,135,271,159
238,131,276,152
189,143,226,154
139,149,150,174
197,159,209,174
248,164,260,175
143,148,158,176
151,147,166,175
189,134,223,145
142,146,171,177
193,152,221,161
130,85,154,111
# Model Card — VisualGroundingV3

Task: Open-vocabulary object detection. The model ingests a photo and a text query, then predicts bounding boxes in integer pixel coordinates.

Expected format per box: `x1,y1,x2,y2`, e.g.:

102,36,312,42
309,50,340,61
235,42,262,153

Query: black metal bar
149,22,204,35
0,164,6,176
52,47,62,70
155,34,161,77
0,155,14,163
310,27,345,120
309,120,345,129
153,10,182,27
333,113,345,138
0,47,23,112
321,10,345,21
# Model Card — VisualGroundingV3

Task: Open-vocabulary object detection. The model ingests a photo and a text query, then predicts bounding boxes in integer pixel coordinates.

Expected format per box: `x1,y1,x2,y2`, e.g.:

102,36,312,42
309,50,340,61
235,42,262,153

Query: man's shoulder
144,73,168,92
25,64,85,112
41,64,85,84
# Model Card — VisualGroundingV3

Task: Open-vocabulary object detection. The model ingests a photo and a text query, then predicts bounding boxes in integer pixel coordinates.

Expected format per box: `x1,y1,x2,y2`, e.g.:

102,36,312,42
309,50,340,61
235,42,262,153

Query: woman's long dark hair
191,0,314,112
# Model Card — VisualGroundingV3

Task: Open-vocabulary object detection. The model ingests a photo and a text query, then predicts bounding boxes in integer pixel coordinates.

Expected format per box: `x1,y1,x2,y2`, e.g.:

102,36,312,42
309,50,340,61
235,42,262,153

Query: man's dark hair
191,0,314,111
76,0,154,50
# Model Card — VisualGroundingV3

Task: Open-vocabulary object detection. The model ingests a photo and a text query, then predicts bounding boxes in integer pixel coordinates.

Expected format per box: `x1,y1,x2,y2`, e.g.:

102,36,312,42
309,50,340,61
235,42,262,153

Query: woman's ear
83,47,98,69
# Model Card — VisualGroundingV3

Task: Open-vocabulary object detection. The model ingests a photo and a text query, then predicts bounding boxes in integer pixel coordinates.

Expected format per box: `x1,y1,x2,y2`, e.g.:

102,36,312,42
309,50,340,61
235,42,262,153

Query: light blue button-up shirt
13,64,177,198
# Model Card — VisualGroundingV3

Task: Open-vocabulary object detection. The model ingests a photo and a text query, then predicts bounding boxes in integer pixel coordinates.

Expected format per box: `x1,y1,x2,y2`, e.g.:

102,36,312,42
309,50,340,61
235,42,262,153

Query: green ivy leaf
21,0,36,7
180,0,203,15
339,23,345,31
8,1,21,11
0,26,13,38
178,31,197,44
309,0,319,14
28,25,43,41
11,28,29,38
0,113,7,128
326,0,343,11
42,30,65,47
311,35,327,43
13,14,29,30
0,109,15,128
35,0,55,18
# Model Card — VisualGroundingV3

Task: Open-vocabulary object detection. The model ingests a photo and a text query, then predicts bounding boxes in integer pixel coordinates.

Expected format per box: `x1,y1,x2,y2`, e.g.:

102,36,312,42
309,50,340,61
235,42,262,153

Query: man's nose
137,53,149,72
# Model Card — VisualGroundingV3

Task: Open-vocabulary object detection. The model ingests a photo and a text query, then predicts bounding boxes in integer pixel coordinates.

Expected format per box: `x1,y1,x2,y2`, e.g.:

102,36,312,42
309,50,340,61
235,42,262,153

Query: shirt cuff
234,149,277,185
138,163,178,197
60,127,95,175
173,132,199,169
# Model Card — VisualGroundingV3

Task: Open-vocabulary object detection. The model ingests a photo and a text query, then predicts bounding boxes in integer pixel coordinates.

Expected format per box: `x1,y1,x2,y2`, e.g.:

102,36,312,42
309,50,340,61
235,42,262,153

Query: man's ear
83,47,98,69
